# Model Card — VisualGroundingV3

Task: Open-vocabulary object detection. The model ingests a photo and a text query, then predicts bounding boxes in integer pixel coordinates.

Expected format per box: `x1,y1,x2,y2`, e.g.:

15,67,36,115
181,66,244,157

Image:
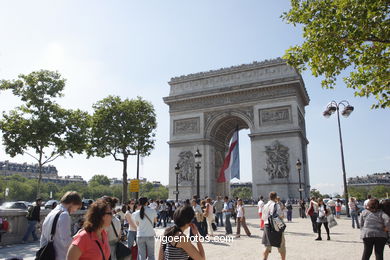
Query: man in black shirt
22,198,42,243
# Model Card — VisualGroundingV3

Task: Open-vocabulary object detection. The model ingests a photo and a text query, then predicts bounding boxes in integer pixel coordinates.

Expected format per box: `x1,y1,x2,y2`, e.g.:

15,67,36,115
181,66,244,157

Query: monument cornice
165,82,303,113
169,57,286,84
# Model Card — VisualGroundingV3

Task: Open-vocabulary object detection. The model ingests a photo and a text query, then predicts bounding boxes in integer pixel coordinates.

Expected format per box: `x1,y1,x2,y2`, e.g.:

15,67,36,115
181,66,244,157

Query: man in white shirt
258,196,265,230
40,191,82,260
261,192,286,260
364,194,372,209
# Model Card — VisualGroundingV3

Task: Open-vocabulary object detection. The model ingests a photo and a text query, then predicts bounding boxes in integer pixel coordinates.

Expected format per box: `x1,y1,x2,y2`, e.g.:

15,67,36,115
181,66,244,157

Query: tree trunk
37,153,43,197
122,154,128,204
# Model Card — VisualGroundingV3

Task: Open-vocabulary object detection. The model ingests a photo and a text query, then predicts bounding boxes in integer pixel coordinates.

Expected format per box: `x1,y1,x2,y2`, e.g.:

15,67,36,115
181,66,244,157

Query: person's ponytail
139,197,148,219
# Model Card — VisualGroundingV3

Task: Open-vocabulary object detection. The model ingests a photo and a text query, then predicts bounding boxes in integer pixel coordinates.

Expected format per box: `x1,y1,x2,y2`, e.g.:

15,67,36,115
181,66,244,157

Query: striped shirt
360,210,390,239
163,239,189,260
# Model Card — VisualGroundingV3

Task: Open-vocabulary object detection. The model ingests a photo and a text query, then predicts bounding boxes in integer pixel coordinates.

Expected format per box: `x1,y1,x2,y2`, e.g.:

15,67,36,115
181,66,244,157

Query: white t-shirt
364,199,370,209
133,207,157,237
327,199,336,207
257,200,264,213
236,205,244,218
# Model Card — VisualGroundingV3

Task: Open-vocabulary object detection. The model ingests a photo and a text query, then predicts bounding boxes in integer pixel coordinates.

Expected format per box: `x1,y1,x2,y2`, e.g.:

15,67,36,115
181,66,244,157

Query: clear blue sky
0,1,389,196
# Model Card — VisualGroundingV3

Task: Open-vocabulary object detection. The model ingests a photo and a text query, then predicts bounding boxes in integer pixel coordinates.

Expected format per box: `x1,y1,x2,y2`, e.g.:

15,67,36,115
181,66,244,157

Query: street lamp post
296,159,303,201
296,159,303,218
323,100,354,217
194,149,202,198
175,163,180,203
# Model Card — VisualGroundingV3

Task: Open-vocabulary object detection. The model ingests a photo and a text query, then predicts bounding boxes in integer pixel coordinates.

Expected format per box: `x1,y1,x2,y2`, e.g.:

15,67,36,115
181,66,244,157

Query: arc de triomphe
163,58,310,200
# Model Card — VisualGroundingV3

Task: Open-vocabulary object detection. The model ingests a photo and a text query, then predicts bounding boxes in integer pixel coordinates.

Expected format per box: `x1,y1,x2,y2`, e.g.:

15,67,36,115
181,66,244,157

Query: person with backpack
40,191,82,260
22,198,42,243
262,192,286,260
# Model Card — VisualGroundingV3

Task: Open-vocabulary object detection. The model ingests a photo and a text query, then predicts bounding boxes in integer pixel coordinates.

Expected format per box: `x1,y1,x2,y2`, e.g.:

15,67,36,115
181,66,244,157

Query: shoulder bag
111,221,131,258
35,211,62,260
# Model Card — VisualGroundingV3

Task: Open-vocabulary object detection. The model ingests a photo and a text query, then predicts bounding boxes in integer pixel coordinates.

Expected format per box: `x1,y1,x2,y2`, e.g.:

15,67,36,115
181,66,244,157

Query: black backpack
35,211,62,260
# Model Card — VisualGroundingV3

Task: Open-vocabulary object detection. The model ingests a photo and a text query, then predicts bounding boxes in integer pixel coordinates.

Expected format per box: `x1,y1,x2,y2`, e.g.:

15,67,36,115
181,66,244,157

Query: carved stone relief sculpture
259,106,291,126
177,151,195,184
264,141,290,179
174,117,200,135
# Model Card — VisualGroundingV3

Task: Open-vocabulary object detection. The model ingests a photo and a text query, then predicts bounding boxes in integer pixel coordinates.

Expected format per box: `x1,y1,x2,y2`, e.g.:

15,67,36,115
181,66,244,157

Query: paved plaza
1,206,389,260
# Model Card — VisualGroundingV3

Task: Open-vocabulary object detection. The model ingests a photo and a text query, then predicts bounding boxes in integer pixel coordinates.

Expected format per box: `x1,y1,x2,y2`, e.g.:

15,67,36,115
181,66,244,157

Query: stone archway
164,58,310,200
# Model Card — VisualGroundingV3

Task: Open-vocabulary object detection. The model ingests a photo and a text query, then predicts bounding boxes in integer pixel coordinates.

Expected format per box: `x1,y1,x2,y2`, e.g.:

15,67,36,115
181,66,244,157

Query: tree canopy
88,95,157,202
282,0,390,108
0,70,90,195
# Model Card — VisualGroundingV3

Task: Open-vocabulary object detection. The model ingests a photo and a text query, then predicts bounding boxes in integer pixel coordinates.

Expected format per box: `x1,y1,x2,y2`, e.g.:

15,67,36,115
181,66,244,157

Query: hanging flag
217,129,240,182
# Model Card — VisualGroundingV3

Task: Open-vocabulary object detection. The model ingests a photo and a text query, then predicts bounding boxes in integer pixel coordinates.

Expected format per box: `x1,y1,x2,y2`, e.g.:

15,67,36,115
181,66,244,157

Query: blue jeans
351,211,360,228
127,230,137,249
23,220,38,242
216,212,224,226
137,236,155,260
224,213,232,234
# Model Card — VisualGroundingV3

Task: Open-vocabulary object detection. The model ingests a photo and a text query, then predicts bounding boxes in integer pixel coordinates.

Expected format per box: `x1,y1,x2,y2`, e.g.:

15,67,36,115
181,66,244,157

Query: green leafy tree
88,96,157,203
370,185,390,199
0,70,90,195
231,187,252,199
348,186,369,200
144,186,169,200
89,174,111,186
282,0,390,108
310,188,323,199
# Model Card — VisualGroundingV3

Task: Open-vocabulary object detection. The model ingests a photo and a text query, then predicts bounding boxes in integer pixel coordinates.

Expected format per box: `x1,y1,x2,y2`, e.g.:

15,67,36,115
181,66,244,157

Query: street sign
129,179,140,192
173,191,179,194
298,188,304,191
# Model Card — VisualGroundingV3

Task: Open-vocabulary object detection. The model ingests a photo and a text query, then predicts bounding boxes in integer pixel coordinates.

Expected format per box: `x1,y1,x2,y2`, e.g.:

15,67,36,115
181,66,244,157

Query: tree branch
43,154,61,164
110,151,124,162
25,151,39,162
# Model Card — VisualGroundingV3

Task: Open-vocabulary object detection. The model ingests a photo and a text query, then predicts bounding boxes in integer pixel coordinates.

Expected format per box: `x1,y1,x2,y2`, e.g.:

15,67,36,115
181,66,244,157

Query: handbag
327,214,338,228
111,221,132,258
268,203,286,232
35,211,62,260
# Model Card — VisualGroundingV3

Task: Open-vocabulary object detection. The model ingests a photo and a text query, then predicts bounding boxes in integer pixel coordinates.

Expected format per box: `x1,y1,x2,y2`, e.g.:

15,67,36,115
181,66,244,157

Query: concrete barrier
0,209,86,245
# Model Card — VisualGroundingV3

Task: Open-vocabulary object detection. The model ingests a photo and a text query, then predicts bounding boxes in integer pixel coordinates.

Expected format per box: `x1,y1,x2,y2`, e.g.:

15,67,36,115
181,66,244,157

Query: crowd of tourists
14,191,390,260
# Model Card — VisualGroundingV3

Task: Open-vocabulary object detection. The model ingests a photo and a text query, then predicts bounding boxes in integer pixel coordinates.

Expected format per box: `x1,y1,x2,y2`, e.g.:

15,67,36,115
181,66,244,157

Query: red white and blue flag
217,129,240,182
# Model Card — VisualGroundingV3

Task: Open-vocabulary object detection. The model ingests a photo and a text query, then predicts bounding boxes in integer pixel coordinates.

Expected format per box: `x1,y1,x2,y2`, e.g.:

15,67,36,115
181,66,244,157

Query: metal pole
176,173,179,203
298,168,303,202
196,164,200,198
336,106,350,217
136,150,140,200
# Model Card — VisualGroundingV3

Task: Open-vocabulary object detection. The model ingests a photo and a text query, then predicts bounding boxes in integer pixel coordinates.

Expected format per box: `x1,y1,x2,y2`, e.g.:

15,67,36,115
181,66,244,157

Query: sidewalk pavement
1,206,389,260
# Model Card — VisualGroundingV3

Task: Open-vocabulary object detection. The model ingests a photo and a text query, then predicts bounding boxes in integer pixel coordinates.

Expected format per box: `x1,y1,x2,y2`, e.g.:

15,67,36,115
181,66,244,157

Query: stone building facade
164,58,310,200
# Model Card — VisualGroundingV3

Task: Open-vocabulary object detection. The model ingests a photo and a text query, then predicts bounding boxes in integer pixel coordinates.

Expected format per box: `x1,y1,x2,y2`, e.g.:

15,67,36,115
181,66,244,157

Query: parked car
0,201,30,210
44,200,59,209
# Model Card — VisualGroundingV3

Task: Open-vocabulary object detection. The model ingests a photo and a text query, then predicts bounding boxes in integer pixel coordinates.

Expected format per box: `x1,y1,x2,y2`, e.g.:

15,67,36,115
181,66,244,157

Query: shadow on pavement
0,241,39,260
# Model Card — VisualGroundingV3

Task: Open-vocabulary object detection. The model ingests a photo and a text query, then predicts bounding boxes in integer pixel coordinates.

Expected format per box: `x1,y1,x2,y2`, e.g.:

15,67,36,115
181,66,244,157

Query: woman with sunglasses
67,199,112,260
